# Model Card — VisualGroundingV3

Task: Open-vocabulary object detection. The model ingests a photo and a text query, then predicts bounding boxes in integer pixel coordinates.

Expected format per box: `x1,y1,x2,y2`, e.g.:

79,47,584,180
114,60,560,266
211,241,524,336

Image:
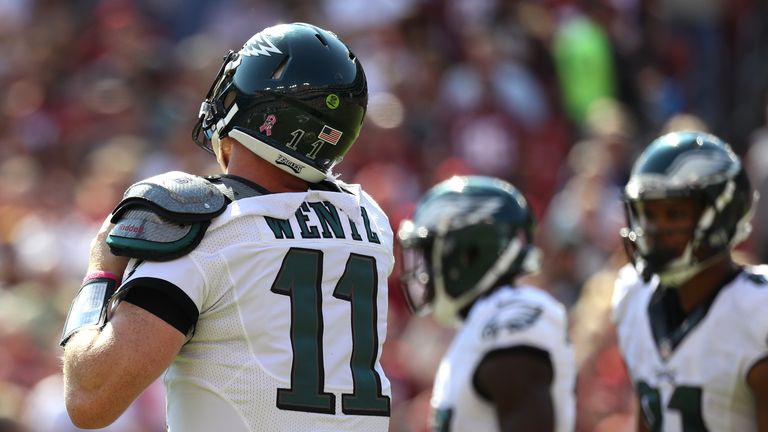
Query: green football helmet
193,22,367,182
397,176,540,327
621,130,756,286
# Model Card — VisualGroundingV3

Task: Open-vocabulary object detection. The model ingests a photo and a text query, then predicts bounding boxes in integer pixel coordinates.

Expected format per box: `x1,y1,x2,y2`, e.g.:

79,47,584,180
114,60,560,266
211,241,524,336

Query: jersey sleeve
117,254,207,336
737,266,768,375
123,254,207,310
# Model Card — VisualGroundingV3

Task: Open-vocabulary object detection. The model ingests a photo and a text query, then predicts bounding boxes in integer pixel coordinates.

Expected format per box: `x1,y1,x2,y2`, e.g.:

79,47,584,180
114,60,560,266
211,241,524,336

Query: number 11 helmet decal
193,23,368,182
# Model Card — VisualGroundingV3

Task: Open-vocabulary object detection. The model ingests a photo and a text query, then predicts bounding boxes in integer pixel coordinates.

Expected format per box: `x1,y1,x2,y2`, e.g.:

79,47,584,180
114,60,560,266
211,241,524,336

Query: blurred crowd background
1,0,768,431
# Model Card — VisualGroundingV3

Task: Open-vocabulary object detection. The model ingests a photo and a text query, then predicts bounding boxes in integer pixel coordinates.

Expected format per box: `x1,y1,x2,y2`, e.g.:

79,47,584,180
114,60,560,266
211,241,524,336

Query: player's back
128,184,393,431
613,264,768,431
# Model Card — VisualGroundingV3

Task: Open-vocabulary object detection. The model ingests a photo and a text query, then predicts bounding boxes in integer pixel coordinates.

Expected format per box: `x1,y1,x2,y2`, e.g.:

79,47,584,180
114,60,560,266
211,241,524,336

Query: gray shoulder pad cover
106,171,228,261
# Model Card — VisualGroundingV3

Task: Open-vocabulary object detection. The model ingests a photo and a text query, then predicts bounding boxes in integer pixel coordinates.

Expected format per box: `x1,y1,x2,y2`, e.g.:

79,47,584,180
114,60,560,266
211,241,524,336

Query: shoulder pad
111,171,227,223
106,171,227,261
612,264,647,324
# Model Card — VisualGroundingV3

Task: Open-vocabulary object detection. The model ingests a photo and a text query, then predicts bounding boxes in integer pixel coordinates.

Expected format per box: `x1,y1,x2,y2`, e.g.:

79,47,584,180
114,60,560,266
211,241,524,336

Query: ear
218,137,233,170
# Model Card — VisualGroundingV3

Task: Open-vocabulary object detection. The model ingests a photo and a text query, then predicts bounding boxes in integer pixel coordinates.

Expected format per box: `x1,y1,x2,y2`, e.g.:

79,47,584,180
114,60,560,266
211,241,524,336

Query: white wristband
60,276,119,347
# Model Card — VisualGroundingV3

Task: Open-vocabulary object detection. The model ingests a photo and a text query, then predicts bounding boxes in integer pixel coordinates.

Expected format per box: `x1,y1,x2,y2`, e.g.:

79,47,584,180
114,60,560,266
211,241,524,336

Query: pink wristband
83,271,121,285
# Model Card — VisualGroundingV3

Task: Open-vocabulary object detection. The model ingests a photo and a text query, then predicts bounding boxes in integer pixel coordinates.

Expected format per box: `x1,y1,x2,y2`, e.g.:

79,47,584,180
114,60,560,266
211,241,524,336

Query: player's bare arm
63,302,185,428
748,358,768,432
62,217,185,428
474,346,555,432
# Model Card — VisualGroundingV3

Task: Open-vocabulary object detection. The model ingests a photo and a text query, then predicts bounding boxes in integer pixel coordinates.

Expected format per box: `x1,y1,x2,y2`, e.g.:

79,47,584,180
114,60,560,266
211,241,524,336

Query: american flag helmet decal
318,125,343,145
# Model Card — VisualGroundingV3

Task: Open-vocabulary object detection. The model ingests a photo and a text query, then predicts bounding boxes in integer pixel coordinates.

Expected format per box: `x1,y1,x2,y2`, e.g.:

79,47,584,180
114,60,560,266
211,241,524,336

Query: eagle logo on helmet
417,195,505,231
241,33,282,57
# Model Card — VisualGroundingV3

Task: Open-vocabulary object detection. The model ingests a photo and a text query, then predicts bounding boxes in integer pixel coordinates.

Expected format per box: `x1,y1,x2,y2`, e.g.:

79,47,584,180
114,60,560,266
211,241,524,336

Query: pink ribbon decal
259,114,277,136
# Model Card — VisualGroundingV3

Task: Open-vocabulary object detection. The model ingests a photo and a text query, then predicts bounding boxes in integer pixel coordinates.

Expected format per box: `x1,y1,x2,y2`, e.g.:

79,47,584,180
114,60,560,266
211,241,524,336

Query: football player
613,130,768,431
397,176,576,431
61,23,394,431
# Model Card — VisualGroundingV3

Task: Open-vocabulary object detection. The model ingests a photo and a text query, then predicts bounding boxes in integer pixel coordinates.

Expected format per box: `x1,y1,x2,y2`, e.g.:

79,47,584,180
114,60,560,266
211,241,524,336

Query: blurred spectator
660,111,711,135
539,98,633,306
552,6,616,128
0,418,27,432
20,374,165,432
569,249,634,432
745,100,768,262
654,0,726,129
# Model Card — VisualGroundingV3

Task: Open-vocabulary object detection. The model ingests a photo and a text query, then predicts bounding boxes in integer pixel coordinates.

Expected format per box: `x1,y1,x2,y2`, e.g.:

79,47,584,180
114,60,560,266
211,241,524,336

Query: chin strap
657,250,729,288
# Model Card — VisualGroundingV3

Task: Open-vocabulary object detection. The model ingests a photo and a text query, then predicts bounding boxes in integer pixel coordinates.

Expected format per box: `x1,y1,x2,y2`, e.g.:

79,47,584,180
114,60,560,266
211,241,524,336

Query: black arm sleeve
119,277,199,336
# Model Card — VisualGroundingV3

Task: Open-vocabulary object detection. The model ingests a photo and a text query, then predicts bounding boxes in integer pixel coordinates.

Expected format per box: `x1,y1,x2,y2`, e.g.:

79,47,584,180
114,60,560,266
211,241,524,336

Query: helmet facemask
621,177,755,287
430,223,539,326
397,228,435,316
193,51,241,159
622,194,704,285
397,176,541,327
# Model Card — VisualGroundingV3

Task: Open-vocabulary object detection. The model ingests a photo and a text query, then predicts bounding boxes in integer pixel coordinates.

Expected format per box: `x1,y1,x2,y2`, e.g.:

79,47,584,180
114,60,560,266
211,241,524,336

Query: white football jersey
612,264,768,431
430,285,576,432
122,184,393,432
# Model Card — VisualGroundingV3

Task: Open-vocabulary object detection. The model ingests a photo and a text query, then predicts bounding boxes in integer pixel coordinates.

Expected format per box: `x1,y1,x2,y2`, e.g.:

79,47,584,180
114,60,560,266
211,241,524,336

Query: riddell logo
118,223,145,234
275,155,304,174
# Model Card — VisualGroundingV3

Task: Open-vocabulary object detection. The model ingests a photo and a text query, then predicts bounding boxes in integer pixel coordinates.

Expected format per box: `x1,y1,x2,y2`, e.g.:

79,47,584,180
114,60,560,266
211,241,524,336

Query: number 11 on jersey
637,381,706,431
271,248,390,416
